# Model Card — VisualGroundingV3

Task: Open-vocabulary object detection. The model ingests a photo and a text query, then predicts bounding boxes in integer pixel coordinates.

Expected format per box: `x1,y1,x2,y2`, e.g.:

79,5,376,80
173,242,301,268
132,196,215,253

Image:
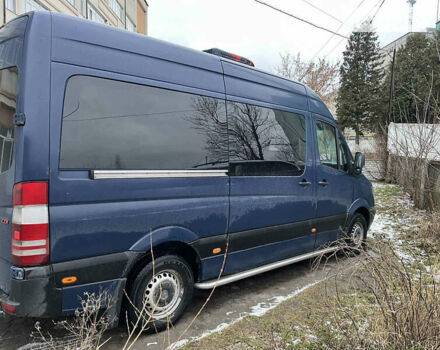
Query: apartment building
1,0,148,35
381,27,436,67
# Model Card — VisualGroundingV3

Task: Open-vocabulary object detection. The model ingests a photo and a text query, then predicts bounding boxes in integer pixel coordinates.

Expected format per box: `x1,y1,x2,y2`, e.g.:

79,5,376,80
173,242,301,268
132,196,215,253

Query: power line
324,0,387,59
370,0,387,23
254,0,349,39
436,0,439,22
309,0,368,62
300,0,343,24
364,0,384,19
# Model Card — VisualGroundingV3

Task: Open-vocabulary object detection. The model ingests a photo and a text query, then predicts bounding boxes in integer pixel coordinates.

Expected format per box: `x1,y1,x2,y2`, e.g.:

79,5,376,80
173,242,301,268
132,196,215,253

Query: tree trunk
355,131,360,151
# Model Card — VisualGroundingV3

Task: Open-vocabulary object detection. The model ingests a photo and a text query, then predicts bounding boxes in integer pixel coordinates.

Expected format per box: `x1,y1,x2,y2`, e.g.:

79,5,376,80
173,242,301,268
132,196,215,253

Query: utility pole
384,48,396,180
387,48,396,125
124,0,127,29
85,0,89,19
3,0,6,26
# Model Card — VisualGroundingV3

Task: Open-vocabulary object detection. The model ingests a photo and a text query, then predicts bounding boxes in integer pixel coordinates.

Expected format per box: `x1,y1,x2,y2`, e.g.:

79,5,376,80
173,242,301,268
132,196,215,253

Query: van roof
24,11,334,120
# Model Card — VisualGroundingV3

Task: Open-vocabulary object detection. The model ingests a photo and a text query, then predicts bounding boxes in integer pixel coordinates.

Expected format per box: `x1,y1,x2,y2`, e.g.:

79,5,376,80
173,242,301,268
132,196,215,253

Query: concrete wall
346,136,376,154
388,122,440,161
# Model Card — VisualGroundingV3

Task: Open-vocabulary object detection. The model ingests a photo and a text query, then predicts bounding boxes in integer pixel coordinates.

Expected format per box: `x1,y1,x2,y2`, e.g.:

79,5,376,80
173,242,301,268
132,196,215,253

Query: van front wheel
347,213,367,250
128,255,194,333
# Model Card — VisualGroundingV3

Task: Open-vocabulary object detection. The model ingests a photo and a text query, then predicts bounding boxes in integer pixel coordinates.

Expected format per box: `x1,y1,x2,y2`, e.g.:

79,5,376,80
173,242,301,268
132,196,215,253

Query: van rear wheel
128,255,194,333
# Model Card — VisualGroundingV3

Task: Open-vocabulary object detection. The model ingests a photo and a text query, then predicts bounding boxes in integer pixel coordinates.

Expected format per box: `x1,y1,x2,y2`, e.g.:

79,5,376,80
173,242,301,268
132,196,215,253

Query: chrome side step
194,246,339,289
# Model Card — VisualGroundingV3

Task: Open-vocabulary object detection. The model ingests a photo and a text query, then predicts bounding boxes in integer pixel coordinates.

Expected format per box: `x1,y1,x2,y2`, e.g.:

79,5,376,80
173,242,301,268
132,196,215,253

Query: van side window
316,121,338,170
60,76,229,170
227,102,306,176
0,67,17,173
338,134,351,172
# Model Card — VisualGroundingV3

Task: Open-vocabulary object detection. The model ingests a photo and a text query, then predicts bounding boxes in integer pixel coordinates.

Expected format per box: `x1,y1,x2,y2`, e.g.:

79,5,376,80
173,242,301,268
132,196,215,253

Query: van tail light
11,182,49,267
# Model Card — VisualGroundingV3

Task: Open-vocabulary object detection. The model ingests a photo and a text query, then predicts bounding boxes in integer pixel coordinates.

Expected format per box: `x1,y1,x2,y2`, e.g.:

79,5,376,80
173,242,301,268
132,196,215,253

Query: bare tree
275,53,339,107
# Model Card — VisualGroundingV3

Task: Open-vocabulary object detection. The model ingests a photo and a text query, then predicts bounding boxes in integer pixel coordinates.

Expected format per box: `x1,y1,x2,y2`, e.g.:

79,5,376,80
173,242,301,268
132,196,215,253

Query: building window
108,0,122,19
5,0,15,12
126,16,135,32
88,5,106,24
66,0,75,8
60,76,229,170
24,0,47,12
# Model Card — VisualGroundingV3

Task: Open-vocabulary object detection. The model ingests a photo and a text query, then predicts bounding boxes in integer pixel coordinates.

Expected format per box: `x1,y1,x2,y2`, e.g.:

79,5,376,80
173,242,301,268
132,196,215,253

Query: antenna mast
407,0,416,32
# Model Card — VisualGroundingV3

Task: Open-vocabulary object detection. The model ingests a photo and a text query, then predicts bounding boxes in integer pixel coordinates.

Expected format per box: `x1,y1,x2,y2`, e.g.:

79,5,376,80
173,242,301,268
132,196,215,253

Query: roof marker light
203,48,255,67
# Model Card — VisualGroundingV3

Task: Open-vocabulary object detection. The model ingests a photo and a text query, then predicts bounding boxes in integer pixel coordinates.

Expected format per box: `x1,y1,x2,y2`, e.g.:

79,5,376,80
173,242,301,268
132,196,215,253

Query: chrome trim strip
92,170,229,179
194,246,339,289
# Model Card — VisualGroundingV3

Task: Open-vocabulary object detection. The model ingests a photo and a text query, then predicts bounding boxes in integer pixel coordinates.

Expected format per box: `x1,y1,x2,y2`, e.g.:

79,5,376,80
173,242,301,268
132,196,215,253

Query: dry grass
32,292,114,350
324,240,440,350
417,210,440,251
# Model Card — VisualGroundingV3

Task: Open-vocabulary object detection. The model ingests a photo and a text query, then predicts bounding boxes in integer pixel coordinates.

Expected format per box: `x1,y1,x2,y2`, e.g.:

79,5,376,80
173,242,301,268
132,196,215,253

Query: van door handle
318,180,329,186
299,179,312,186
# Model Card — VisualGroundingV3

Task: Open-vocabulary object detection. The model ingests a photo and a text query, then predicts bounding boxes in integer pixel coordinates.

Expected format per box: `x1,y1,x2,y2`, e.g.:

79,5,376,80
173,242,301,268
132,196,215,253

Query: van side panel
48,62,229,278
50,14,224,95
305,85,334,121
222,61,308,111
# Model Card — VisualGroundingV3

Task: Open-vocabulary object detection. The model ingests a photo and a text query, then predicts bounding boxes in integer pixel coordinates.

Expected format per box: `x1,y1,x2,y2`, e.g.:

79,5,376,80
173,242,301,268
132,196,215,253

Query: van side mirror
352,152,365,175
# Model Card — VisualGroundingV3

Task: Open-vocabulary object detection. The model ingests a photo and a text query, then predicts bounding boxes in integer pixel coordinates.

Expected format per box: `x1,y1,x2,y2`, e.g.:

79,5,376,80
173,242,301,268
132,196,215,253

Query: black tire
128,255,194,333
347,213,368,250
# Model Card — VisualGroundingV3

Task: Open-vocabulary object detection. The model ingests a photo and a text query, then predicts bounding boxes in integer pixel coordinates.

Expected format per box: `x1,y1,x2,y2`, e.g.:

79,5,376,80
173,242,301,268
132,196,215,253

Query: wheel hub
143,270,183,320
351,222,364,247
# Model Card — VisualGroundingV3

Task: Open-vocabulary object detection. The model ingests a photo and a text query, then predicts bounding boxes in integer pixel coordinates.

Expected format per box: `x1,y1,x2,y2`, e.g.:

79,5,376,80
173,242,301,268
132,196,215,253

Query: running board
194,246,339,289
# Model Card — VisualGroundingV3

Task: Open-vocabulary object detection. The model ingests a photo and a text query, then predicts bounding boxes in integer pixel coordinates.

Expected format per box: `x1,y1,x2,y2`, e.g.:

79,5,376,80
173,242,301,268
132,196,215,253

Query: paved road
0,253,354,349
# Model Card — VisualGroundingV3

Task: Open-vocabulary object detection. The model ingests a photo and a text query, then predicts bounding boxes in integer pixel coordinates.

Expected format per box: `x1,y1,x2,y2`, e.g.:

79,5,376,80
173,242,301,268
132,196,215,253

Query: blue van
0,12,375,331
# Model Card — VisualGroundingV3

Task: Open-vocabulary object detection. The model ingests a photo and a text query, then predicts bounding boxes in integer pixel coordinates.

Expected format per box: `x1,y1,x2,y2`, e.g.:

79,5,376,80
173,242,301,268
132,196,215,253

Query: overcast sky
148,0,438,72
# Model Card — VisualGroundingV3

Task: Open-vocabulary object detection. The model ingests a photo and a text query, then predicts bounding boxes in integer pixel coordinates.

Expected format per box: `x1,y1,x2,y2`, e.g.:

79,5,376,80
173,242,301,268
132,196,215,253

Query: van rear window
0,16,28,70
0,67,17,173
59,76,229,170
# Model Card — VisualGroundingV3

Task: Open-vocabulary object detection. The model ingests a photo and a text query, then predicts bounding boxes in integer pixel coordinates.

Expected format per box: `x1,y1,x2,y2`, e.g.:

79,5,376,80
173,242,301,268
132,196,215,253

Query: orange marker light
311,228,317,233
62,276,77,284
212,248,222,254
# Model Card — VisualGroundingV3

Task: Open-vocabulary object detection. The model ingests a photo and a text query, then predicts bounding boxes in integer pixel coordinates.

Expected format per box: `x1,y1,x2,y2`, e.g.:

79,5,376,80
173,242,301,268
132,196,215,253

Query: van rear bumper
0,251,143,318
0,265,62,317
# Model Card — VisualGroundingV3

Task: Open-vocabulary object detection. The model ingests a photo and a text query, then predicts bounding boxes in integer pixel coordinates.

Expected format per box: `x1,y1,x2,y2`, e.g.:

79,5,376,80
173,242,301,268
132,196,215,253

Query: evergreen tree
386,33,440,123
336,27,384,145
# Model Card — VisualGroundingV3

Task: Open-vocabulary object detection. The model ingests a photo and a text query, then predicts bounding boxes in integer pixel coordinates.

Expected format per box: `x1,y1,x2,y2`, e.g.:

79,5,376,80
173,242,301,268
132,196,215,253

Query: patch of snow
292,338,301,345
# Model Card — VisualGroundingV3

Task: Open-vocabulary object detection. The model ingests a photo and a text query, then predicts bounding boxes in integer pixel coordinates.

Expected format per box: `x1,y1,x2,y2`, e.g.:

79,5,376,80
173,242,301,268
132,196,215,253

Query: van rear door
0,17,28,295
